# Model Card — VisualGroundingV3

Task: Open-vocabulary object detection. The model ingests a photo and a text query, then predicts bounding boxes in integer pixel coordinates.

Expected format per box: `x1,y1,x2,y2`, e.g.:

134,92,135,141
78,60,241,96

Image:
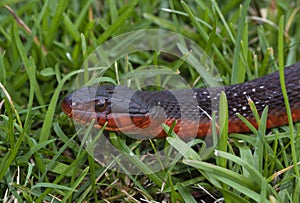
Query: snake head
62,85,114,118
61,85,151,133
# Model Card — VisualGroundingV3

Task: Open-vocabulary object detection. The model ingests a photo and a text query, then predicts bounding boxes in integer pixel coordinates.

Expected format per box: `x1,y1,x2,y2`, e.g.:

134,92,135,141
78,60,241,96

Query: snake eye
95,98,107,112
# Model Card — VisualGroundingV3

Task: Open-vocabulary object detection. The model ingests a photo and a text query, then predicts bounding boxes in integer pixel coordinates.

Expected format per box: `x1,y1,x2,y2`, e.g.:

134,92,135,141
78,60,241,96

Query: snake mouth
61,94,73,117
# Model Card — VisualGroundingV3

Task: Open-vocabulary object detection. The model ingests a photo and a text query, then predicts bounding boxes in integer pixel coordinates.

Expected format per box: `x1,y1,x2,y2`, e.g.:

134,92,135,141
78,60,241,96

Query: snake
62,62,300,139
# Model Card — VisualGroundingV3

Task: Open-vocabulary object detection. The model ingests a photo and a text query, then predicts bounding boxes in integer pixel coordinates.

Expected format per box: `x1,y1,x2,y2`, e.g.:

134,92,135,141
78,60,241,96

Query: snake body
62,62,300,139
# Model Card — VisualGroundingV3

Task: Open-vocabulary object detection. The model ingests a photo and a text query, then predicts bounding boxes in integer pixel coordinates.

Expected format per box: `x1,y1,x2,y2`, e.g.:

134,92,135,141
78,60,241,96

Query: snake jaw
61,94,73,117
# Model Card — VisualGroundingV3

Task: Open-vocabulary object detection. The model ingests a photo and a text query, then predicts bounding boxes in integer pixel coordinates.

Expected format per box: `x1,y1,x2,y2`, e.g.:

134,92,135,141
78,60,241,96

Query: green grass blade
97,0,139,44
177,182,197,203
45,0,69,47
231,0,250,84
278,16,299,177
217,91,228,168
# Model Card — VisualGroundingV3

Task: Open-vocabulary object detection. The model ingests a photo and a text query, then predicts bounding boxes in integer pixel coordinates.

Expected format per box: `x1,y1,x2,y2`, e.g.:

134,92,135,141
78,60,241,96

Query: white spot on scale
242,106,247,110
252,88,256,92
233,93,238,97
72,102,76,106
233,108,237,112
259,85,264,89
242,91,247,95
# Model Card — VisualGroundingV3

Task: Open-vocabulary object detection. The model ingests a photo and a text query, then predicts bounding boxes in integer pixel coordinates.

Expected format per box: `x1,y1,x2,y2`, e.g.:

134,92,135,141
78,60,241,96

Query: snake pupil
95,98,107,112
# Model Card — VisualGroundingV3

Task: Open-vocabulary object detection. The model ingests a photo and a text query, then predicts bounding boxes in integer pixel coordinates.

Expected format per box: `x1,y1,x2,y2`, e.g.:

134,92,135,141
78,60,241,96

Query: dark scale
132,88,213,122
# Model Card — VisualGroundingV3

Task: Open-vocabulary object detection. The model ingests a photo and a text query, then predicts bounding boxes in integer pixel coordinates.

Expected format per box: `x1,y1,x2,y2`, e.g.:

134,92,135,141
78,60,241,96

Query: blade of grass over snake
278,16,299,177
217,91,228,169
253,106,268,174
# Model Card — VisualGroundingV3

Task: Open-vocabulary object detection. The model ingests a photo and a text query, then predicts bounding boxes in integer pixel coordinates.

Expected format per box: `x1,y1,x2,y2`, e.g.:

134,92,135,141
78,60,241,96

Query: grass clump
1,0,300,202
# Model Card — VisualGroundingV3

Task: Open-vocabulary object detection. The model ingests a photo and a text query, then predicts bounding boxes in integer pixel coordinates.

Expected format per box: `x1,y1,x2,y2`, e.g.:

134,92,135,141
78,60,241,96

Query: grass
1,0,300,202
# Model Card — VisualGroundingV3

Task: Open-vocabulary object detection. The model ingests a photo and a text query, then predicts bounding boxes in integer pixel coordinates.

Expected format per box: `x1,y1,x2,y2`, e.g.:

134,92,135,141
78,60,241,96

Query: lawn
1,0,300,202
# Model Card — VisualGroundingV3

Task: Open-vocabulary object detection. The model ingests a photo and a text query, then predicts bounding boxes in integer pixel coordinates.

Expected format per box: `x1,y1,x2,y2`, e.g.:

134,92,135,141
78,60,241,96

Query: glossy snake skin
62,62,300,139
